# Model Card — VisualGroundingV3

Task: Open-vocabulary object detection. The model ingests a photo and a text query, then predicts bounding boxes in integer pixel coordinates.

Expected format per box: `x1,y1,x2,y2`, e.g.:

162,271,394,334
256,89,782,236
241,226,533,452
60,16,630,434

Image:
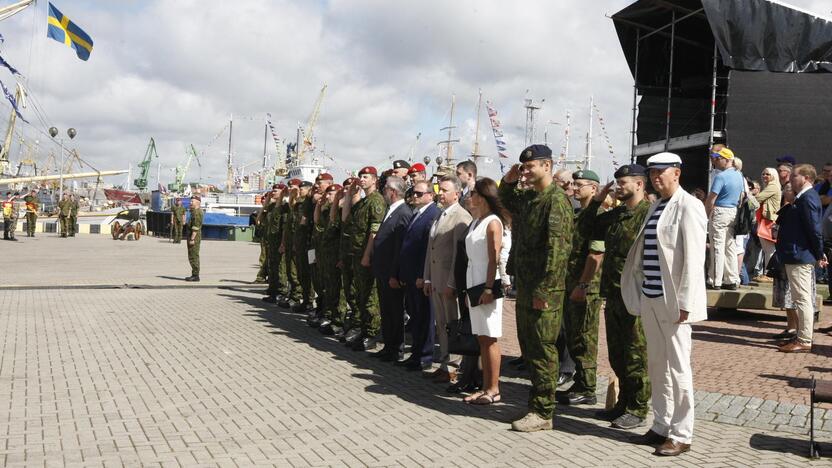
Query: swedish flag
47,3,93,61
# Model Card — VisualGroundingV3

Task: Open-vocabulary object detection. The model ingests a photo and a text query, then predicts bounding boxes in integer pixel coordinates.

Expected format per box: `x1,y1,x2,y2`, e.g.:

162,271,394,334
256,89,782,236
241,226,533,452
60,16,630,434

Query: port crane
168,144,199,193
133,138,159,190
295,84,327,165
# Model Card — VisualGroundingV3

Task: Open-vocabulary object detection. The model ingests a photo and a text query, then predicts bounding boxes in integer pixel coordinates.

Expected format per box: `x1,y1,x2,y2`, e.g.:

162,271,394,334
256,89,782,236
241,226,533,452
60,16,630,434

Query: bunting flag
0,54,20,76
593,102,619,169
486,101,509,158
0,79,27,123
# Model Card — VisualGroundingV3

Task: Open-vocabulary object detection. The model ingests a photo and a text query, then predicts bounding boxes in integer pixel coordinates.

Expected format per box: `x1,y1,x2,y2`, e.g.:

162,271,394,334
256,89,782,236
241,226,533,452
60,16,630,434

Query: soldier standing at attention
338,178,360,342
279,179,302,308
263,184,287,304
69,194,79,237
293,181,316,313
309,173,333,324
5,192,20,241
254,195,270,283
23,188,39,237
347,166,387,351
170,198,186,243
578,164,652,430
58,193,71,238
558,170,604,407
319,183,347,335
499,144,573,432
185,196,204,282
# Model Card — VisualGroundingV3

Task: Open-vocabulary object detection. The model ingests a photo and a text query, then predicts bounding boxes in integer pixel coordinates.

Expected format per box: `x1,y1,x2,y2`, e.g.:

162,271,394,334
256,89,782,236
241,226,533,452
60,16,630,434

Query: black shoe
291,303,306,314
706,284,719,290
611,413,646,430
557,372,574,387
371,347,391,358
319,323,335,335
184,275,200,282
721,283,738,291
557,393,597,406
509,356,524,366
344,329,362,345
395,357,418,368
595,407,625,421
334,328,347,341
318,319,332,329
262,296,277,304
631,429,667,447
447,381,479,394
380,351,403,362
352,336,379,351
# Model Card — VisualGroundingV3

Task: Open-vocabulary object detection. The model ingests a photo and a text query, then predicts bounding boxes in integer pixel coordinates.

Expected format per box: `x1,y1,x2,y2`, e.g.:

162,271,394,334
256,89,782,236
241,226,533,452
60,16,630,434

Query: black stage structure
612,0,832,190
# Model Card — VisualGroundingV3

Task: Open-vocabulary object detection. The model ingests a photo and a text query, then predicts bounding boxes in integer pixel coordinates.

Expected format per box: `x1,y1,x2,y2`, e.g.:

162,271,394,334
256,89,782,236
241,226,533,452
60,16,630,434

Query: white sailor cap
646,152,682,169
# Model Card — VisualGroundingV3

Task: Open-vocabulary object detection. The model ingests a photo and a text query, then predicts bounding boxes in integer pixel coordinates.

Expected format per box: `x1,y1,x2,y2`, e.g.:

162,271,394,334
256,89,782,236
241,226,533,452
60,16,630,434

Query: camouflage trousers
516,287,564,420
25,212,37,236
350,255,380,337
563,292,602,395
285,239,301,302
187,236,201,276
68,215,77,235
256,241,268,280
321,250,347,325
340,254,357,328
294,243,313,305
604,292,650,418
59,215,70,236
266,245,286,297
172,222,183,243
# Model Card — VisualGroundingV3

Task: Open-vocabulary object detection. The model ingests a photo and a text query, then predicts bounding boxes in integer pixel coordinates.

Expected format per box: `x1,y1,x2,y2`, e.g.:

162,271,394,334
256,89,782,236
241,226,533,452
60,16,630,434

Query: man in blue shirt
704,147,744,290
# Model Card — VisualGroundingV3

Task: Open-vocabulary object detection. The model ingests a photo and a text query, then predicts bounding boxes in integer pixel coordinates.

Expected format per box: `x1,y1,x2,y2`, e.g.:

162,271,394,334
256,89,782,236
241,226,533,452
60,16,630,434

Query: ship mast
471,89,482,161
226,114,234,192
438,94,459,167
0,83,24,176
584,96,593,170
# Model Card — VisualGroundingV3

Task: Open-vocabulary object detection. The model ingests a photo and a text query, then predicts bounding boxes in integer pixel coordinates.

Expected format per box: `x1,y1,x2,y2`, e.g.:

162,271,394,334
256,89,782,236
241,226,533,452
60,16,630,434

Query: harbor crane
168,144,199,193
133,138,158,190
295,84,327,164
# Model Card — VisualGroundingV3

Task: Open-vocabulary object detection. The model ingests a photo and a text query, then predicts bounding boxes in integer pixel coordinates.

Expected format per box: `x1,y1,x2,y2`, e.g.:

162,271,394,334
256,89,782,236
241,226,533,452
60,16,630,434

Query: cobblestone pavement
1,287,829,467
1,236,831,465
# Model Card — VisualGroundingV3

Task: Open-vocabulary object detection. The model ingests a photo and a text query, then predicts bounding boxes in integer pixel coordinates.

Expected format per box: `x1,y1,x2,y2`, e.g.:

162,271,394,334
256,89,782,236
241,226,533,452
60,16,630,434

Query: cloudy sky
0,0,828,188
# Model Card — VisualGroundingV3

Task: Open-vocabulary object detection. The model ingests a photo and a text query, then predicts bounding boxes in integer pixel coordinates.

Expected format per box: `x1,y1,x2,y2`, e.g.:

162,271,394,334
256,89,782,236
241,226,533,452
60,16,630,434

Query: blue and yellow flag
47,3,93,61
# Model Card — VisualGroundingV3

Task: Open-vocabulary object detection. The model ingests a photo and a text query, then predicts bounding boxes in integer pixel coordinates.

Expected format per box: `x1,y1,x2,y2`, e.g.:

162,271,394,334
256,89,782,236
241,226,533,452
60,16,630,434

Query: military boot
510,412,553,432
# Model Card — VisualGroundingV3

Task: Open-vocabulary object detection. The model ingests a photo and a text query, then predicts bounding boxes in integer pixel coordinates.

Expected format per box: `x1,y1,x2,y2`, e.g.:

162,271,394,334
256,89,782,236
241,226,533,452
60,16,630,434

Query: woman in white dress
462,177,511,405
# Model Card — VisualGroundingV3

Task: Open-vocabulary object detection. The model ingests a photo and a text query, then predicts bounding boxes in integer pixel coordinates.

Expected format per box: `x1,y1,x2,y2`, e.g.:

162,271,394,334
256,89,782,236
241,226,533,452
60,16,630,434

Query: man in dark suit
396,180,442,370
371,176,414,359
777,163,828,353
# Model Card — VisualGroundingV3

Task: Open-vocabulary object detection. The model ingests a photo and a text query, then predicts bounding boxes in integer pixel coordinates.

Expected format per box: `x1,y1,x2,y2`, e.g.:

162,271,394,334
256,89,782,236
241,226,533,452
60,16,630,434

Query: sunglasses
412,191,429,197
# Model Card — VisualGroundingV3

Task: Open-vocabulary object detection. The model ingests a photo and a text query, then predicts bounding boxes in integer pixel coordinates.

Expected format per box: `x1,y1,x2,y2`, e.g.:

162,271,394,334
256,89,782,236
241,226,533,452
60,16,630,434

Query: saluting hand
503,164,521,184
594,181,614,203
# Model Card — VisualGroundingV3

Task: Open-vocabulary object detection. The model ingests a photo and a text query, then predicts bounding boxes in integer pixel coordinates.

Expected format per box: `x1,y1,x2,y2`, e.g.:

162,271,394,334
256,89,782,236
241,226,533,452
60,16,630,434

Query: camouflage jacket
264,202,283,248
171,205,186,225
348,191,386,256
24,194,39,213
566,199,604,293
499,180,573,299
293,197,314,250
591,199,651,298
188,208,204,237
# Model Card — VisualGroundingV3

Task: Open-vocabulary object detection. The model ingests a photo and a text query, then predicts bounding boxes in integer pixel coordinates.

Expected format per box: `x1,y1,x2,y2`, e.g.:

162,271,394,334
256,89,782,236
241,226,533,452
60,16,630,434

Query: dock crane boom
134,138,158,190
296,84,327,164
168,144,199,193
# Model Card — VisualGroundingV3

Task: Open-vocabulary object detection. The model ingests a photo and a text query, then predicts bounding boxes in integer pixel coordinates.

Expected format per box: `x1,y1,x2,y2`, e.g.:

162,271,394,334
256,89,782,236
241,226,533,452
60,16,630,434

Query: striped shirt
641,199,668,297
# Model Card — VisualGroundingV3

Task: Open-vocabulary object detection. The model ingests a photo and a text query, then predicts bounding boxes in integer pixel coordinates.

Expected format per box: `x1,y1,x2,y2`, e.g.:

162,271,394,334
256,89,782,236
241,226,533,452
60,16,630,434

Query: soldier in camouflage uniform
499,145,573,432
170,198,186,243
263,184,288,303
584,164,652,430
292,181,316,313
317,183,347,335
308,173,333,325
185,196,204,282
279,179,302,308
23,189,39,237
254,196,270,283
69,194,79,237
57,193,71,238
345,166,386,351
337,178,360,342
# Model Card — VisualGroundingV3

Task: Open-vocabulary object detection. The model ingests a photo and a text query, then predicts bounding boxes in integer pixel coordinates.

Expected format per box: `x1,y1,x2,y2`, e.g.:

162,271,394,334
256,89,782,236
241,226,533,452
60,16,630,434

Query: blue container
150,191,162,211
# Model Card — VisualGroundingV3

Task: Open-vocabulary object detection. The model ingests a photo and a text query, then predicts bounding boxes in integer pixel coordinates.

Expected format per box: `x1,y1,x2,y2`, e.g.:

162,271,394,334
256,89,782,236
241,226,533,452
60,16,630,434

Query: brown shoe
432,369,458,384
631,429,666,447
654,439,690,456
778,341,812,353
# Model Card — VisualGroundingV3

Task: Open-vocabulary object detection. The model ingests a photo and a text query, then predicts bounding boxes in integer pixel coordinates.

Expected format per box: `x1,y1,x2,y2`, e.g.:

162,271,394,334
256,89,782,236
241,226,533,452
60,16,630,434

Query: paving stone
775,402,796,414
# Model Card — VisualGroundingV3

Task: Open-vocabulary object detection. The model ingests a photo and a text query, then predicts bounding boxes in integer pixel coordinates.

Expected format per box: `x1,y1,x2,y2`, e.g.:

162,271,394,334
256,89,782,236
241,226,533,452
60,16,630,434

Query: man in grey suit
423,175,473,383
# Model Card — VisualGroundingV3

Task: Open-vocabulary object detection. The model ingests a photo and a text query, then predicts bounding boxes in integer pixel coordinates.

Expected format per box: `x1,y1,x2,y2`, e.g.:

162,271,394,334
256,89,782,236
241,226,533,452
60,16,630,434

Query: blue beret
614,164,647,179
519,144,553,162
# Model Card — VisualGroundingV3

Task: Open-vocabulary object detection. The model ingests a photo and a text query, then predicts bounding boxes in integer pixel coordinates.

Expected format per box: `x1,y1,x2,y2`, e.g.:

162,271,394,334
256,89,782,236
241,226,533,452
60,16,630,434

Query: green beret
572,170,600,183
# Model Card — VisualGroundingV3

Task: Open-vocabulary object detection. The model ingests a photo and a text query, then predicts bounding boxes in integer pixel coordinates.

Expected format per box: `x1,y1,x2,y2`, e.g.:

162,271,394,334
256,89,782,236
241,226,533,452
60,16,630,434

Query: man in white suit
423,175,473,383
621,152,708,457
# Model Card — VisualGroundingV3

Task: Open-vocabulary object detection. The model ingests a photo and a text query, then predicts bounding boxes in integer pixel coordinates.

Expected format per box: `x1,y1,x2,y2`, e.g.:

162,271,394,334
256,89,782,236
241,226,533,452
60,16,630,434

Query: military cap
408,163,426,174
392,159,410,170
358,166,377,176
316,172,333,181
614,164,647,179
711,147,734,160
327,184,342,192
646,152,682,169
572,169,600,183
300,180,313,188
275,183,287,190
288,178,302,187
382,169,393,177
519,144,553,162
189,195,201,200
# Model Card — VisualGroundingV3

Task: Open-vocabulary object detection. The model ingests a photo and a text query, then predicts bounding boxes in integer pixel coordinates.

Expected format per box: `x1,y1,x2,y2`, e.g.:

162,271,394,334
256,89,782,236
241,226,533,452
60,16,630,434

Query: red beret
316,172,333,181
358,166,377,176
408,163,426,174
288,178,302,187
327,184,342,192
275,183,287,190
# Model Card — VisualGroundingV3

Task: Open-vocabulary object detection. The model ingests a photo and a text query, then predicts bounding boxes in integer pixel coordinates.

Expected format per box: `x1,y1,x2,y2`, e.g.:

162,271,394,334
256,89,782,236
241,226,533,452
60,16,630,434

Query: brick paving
0,235,831,465
0,287,828,467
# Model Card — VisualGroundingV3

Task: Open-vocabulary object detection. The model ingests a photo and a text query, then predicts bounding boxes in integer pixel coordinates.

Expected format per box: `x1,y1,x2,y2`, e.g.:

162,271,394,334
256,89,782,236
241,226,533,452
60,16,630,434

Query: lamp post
50,127,76,199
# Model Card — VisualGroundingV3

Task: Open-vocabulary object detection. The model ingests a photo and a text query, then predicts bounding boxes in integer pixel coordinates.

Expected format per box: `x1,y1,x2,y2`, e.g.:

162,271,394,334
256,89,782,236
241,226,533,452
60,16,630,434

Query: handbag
447,312,480,356
466,279,504,307
756,209,775,242
734,195,754,236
